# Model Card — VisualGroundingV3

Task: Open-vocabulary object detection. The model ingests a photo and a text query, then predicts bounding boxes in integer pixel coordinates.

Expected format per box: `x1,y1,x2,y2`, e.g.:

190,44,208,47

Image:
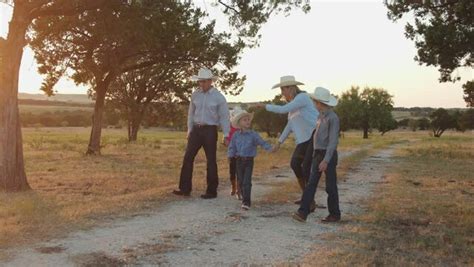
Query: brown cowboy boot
230,180,237,196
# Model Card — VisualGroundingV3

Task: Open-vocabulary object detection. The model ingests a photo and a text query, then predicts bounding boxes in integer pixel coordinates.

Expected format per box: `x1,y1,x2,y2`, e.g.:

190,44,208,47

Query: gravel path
2,147,395,266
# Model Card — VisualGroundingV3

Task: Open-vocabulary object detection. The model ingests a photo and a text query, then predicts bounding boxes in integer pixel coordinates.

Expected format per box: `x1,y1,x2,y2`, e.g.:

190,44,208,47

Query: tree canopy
385,0,473,85
28,0,310,154
463,80,474,107
30,1,244,96
335,86,395,138
430,108,457,137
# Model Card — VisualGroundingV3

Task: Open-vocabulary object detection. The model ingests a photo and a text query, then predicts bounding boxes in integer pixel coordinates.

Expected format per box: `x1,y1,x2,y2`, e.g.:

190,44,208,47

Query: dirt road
3,147,395,266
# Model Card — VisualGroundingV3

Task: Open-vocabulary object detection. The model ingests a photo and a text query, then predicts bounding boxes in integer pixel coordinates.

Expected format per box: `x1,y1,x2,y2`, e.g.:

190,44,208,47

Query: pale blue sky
1,0,472,107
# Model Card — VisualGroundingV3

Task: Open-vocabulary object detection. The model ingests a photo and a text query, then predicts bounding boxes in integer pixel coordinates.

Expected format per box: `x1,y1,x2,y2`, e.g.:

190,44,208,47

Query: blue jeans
298,150,339,218
236,158,254,206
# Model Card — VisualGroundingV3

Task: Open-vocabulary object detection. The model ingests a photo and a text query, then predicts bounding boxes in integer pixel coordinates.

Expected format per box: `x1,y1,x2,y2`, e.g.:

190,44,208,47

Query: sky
1,0,472,108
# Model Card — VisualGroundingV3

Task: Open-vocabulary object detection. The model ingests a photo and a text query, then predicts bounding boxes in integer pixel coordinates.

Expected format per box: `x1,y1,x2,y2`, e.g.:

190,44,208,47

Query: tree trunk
128,121,140,142
433,128,444,138
362,118,370,139
0,6,31,192
127,109,144,142
86,85,107,155
339,131,345,138
363,127,369,139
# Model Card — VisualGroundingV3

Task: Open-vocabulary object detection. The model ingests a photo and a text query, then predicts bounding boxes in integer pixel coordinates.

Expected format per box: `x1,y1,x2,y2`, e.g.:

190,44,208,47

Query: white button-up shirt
187,87,230,137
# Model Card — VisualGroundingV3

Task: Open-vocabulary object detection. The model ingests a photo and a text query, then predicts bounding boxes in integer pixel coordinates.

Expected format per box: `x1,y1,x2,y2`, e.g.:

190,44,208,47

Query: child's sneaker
241,204,250,210
236,193,242,200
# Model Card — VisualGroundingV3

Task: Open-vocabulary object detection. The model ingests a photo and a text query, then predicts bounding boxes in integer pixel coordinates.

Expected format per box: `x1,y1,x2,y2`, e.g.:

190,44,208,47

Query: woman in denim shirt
263,76,319,204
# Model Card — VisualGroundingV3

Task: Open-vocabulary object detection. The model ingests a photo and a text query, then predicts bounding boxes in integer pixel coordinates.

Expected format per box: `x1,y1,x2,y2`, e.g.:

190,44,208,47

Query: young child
228,109,273,210
227,107,240,198
293,87,341,223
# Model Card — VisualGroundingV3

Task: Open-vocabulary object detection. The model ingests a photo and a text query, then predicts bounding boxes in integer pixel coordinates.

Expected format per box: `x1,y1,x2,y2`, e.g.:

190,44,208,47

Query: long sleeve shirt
228,130,273,158
313,109,340,163
187,87,230,137
265,92,319,145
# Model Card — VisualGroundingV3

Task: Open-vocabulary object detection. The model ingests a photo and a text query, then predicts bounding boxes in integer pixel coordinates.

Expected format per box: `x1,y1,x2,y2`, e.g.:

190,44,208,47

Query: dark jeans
290,134,314,186
178,125,218,195
229,157,237,183
236,158,254,206
298,150,340,218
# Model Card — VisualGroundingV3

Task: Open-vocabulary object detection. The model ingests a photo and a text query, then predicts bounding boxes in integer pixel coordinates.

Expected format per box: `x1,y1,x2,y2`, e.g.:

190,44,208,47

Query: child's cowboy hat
271,75,304,89
231,109,254,129
310,87,338,107
230,106,243,119
191,67,217,81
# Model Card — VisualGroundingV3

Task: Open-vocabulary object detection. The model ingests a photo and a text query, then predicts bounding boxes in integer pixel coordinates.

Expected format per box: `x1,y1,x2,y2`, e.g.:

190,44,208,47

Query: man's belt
193,123,217,128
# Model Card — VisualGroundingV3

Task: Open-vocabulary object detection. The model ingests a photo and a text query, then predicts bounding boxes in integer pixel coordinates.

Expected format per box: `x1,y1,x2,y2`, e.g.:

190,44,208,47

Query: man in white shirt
172,68,230,199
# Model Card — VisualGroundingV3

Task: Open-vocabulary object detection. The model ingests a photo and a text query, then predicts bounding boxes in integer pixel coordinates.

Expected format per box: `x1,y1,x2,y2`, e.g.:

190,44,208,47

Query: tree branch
29,0,111,19
217,0,240,15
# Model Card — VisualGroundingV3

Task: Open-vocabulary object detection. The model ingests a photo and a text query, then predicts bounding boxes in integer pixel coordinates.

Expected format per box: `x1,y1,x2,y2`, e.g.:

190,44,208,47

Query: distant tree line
20,90,473,140
19,105,188,130
395,109,474,137
21,111,91,127
392,107,435,118
19,99,93,108
249,86,473,139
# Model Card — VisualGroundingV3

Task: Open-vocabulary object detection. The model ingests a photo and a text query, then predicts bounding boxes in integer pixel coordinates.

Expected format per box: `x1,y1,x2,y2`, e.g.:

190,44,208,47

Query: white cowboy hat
310,87,338,107
231,109,254,129
230,106,243,119
191,67,217,81
271,75,304,89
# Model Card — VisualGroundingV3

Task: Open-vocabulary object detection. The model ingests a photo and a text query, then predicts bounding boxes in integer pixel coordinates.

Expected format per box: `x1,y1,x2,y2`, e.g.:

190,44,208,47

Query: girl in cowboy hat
262,75,319,206
227,106,241,199
293,87,341,223
228,109,273,210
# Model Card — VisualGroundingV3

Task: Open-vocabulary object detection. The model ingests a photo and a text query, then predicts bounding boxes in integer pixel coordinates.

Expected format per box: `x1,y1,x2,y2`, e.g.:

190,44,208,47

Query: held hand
318,161,328,172
272,142,280,152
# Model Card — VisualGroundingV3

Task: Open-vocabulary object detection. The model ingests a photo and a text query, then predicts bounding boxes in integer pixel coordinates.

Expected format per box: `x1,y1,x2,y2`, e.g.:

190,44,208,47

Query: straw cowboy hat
191,67,217,81
272,75,304,89
310,87,338,107
231,109,254,129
